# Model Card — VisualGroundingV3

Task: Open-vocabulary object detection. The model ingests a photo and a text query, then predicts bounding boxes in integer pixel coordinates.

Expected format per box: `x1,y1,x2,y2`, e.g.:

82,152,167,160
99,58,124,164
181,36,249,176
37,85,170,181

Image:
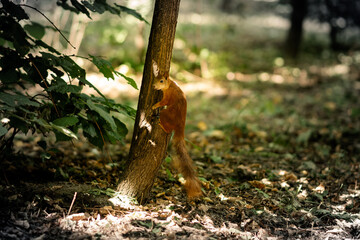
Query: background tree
284,0,360,58
113,0,181,205
284,0,308,59
309,0,360,51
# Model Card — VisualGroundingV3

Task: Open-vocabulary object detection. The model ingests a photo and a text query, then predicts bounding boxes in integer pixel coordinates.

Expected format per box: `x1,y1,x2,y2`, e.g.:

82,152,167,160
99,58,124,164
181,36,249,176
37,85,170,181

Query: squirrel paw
185,179,203,200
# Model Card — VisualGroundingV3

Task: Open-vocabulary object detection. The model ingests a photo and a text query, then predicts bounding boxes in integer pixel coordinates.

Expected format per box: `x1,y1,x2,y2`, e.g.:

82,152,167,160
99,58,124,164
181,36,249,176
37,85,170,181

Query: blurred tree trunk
114,0,181,204
329,25,341,50
220,0,234,13
325,0,342,51
285,0,308,58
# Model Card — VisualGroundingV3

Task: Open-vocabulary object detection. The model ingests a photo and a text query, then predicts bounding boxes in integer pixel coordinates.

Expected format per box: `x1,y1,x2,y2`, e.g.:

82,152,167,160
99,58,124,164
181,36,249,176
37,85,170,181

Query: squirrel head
152,60,170,90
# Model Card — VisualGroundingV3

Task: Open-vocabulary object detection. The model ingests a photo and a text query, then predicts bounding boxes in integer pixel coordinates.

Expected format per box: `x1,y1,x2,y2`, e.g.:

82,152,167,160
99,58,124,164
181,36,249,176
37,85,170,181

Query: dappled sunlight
58,202,260,239
180,79,227,97
148,139,156,146
222,57,357,88
2,0,360,239
85,72,141,99
139,111,152,133
179,7,289,32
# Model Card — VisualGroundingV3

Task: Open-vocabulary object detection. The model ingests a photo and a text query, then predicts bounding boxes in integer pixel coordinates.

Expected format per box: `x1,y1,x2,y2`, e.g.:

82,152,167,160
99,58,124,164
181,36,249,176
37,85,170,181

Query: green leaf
165,156,172,164
0,16,31,56
0,125,8,137
58,167,69,179
91,95,136,119
255,188,269,199
81,0,120,15
1,0,29,21
89,54,114,79
34,40,60,54
50,123,78,139
70,0,91,18
166,168,175,181
86,99,116,132
33,118,77,139
82,122,97,138
88,55,138,89
210,155,222,163
114,103,136,119
8,115,29,133
40,53,85,79
115,4,149,24
115,71,138,90
296,130,312,145
24,22,45,40
0,68,19,84
56,0,90,19
52,116,79,127
80,77,106,99
41,53,107,98
137,220,153,229
47,83,82,94
103,117,127,143
0,92,39,107
33,118,51,128
114,118,128,137
85,129,104,148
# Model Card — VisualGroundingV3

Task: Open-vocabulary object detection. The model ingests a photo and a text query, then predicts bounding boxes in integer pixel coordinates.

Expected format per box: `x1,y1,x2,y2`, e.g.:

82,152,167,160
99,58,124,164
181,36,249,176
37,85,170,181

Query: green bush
0,0,146,156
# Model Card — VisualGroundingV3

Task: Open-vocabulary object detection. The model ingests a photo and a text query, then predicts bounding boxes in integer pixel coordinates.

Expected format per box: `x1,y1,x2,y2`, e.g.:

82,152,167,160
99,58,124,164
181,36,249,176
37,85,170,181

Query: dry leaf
249,180,266,189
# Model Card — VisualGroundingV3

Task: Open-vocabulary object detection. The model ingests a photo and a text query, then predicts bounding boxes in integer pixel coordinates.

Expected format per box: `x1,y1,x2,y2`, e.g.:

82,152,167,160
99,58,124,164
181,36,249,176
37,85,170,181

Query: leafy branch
19,4,76,49
0,0,143,157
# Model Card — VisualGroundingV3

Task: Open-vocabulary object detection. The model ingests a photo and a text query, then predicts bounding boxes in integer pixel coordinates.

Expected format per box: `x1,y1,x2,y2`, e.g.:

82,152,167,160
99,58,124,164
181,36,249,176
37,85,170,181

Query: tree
112,0,181,205
319,0,360,50
284,0,308,58
284,0,360,56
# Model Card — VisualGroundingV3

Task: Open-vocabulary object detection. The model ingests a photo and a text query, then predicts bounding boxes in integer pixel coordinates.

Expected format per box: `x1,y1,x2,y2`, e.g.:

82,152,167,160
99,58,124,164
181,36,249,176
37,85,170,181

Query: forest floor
1,59,360,239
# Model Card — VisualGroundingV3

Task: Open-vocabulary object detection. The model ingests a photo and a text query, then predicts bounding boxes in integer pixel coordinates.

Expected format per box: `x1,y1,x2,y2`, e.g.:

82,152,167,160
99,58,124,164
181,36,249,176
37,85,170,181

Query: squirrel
151,60,202,199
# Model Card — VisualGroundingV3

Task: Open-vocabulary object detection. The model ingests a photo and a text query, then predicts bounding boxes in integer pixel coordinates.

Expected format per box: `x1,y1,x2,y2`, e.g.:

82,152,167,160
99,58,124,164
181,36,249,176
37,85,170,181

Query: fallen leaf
203,197,214,203
208,130,225,140
314,183,325,194
197,121,208,131
249,180,266,189
284,173,298,182
67,213,90,221
156,192,165,198
325,101,336,111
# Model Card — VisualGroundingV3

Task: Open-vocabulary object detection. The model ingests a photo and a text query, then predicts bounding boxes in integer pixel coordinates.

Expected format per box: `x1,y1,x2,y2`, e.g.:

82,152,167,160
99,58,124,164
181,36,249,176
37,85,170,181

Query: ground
1,63,360,239
1,1,360,238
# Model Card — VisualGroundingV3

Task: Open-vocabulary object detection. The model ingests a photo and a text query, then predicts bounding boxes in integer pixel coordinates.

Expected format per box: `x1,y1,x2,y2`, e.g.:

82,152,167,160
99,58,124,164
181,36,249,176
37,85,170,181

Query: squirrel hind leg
159,111,174,133
159,121,172,133
184,178,203,199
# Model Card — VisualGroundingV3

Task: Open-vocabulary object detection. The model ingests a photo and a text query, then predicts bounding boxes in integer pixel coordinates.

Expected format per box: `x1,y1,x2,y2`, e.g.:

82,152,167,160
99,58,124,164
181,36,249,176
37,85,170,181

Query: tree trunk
285,0,308,59
114,0,181,204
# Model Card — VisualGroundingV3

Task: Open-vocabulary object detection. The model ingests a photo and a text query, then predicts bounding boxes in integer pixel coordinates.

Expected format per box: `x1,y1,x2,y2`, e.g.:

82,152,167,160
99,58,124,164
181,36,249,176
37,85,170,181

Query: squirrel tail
172,135,202,199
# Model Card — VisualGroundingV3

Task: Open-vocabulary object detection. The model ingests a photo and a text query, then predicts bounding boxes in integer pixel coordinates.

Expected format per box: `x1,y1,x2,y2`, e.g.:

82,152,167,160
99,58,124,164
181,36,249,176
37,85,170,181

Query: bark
285,0,308,59
115,0,181,204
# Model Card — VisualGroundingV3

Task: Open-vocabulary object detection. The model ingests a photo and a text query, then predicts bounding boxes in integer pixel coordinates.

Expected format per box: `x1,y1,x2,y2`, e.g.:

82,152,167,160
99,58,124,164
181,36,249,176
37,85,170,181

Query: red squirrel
151,60,202,199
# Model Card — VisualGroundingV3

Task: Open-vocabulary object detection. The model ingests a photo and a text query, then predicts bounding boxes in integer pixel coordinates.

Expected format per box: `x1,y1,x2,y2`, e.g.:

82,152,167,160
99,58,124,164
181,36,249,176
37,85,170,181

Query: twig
30,61,60,117
19,4,76,49
67,192,77,216
0,128,19,157
94,120,113,163
2,168,10,186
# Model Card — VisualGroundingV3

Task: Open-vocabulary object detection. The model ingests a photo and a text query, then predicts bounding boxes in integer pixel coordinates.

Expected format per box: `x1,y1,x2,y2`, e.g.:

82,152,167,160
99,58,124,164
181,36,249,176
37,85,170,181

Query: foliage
1,1,360,238
0,0,146,155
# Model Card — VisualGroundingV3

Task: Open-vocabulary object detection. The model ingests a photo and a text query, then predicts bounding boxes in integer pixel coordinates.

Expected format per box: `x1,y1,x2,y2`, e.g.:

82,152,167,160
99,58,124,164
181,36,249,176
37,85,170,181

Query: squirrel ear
164,71,169,79
152,60,159,77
